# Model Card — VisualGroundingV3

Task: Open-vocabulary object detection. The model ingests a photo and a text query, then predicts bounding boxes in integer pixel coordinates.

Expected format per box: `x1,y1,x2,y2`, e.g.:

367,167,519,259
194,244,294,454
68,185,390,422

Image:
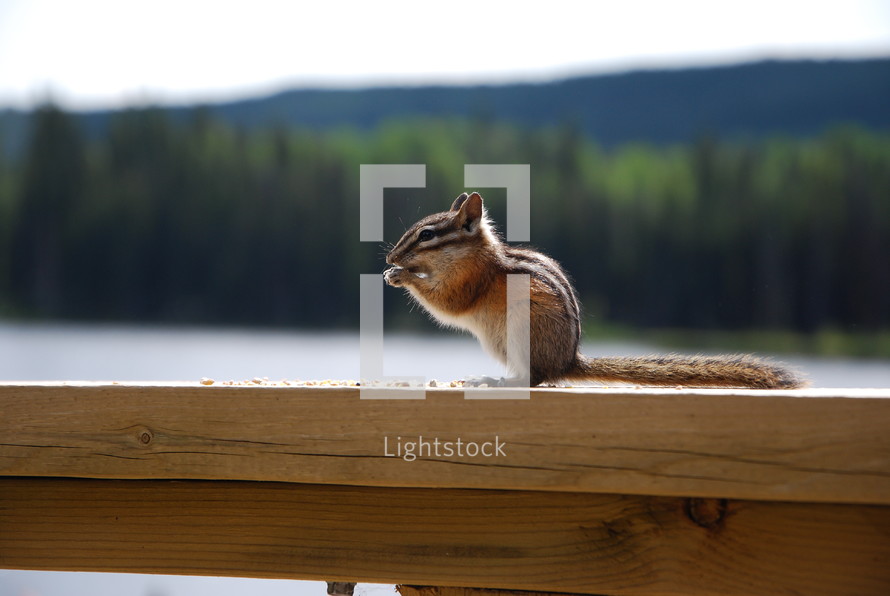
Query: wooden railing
1,382,889,595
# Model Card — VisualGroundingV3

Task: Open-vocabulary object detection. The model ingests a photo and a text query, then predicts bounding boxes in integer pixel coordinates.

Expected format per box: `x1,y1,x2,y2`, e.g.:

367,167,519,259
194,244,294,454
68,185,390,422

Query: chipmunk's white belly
415,295,477,333
409,289,507,366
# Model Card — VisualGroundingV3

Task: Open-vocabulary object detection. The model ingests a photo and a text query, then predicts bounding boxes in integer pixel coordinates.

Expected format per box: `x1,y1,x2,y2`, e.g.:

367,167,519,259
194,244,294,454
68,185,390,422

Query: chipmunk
384,192,806,389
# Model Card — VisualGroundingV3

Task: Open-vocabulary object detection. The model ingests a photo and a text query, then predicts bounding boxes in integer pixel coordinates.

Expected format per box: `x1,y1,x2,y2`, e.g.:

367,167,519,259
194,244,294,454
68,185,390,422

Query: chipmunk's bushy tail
565,354,807,389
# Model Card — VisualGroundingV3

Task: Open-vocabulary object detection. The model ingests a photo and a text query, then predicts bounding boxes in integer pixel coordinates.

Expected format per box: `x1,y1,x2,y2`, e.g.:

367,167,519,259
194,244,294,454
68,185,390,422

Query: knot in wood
138,429,154,445
685,498,727,529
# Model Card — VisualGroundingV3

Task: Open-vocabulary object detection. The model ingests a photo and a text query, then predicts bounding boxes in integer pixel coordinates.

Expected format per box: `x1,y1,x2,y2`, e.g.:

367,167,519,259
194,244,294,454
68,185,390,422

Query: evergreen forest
1,104,888,355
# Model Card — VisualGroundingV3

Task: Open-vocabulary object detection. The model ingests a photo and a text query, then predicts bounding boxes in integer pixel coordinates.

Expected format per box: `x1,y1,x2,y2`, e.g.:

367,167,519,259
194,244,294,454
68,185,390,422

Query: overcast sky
1,0,888,109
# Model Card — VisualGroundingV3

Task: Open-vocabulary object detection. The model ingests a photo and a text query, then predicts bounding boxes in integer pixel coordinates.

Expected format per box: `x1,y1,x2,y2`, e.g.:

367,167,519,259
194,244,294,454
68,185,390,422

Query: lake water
1,321,889,387
2,322,889,596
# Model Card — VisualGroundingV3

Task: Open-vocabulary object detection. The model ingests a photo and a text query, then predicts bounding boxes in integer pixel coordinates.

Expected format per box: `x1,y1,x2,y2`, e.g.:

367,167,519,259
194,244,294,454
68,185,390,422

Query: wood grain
1,383,889,504
398,587,595,596
2,478,888,596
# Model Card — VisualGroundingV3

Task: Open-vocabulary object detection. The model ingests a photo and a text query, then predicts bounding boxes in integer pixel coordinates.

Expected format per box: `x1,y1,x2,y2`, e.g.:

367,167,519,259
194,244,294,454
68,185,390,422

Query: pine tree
11,104,86,316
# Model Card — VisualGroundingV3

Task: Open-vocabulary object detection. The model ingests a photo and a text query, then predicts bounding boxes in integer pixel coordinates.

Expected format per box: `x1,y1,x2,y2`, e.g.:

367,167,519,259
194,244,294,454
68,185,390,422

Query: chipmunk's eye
418,229,435,242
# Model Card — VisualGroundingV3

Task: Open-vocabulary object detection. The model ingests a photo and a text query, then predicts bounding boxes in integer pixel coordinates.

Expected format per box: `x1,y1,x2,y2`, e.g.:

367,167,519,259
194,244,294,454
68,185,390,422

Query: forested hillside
199,58,890,143
2,59,889,157
1,104,887,355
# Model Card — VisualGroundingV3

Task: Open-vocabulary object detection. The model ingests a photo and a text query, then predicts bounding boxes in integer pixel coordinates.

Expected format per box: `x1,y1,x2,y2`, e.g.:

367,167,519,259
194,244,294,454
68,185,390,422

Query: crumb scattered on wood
198,378,604,389
210,377,363,387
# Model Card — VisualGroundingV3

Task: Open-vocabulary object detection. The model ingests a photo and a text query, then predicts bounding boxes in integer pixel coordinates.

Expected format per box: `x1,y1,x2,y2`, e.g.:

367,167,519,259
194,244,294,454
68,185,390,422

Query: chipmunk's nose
385,244,403,265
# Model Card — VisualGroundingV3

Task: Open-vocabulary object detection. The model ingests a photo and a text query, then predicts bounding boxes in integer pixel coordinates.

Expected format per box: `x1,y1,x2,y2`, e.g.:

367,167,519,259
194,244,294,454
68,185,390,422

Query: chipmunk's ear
450,193,469,211
455,192,484,231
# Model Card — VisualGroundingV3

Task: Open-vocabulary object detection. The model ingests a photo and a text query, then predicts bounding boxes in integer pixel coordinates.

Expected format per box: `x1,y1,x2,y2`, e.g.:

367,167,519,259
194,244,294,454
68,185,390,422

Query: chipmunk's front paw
383,266,406,287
